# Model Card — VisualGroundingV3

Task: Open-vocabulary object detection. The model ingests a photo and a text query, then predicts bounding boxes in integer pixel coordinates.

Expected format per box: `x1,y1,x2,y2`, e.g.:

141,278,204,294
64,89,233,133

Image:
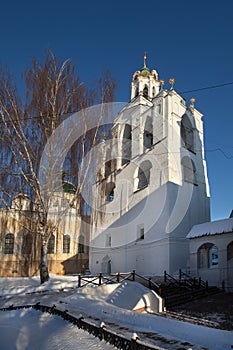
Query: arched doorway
101,255,111,274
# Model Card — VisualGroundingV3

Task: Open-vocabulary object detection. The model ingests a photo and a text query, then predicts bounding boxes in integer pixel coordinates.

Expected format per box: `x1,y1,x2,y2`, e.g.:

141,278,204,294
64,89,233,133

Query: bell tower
90,54,210,277
130,53,161,100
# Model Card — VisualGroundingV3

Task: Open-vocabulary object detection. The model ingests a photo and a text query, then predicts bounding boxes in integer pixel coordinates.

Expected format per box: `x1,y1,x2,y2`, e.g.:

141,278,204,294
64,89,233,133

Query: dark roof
62,182,76,194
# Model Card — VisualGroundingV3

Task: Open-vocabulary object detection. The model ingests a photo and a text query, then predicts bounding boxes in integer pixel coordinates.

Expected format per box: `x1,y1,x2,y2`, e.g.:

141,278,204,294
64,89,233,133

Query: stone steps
159,282,222,308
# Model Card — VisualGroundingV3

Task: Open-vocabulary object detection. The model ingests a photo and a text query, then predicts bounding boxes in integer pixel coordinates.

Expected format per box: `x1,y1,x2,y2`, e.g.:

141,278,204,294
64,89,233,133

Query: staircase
129,270,222,308
158,270,222,308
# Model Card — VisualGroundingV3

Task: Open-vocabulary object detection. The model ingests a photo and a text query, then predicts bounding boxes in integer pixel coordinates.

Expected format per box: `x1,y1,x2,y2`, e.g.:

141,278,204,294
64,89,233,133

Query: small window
140,227,144,240
143,85,148,99
106,235,111,247
4,233,14,254
78,235,85,253
152,86,155,97
22,233,32,255
137,224,144,240
106,182,115,202
48,234,55,254
63,235,70,253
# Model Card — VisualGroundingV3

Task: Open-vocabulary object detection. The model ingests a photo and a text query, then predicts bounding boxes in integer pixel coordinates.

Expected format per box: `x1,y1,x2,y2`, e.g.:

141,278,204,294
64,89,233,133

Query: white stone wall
90,68,210,277
189,232,233,289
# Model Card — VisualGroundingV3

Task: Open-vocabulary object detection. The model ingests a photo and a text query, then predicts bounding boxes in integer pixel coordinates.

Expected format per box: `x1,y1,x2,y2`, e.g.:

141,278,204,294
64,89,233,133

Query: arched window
182,156,197,185
63,235,70,253
181,114,195,152
4,233,14,254
135,160,152,191
152,86,155,97
143,116,153,150
135,86,139,97
78,235,85,253
198,243,218,268
122,124,132,166
48,234,55,254
106,182,115,202
227,241,233,261
143,85,148,99
22,233,32,255
105,160,112,178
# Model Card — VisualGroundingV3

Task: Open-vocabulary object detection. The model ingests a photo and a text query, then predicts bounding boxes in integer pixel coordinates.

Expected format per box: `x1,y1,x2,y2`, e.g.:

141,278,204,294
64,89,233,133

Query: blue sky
1,0,233,220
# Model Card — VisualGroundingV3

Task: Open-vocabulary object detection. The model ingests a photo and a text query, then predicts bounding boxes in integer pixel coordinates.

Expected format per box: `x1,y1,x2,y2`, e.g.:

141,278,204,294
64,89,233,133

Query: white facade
90,57,210,276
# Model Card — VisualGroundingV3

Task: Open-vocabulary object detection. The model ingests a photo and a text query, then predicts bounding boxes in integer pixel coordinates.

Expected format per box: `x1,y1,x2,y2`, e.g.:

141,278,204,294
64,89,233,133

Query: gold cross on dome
143,52,147,68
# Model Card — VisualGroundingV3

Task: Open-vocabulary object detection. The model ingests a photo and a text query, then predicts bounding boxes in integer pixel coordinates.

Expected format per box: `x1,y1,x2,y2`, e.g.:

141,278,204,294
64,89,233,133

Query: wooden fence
77,270,160,294
0,303,161,350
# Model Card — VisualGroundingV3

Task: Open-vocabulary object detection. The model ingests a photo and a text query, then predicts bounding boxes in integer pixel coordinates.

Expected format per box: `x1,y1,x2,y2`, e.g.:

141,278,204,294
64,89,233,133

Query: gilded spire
169,78,175,89
143,52,147,68
190,97,195,109
159,80,165,90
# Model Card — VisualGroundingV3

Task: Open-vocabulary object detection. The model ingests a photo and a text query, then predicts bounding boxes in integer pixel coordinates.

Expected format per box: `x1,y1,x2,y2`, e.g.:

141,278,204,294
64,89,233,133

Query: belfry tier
130,53,161,100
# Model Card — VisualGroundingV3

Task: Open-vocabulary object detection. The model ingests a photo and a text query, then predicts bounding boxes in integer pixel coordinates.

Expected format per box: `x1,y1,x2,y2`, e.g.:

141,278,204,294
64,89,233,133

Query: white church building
90,55,210,277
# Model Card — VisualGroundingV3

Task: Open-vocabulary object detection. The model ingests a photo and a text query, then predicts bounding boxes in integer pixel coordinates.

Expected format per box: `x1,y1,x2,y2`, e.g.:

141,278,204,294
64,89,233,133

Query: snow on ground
0,308,115,350
0,275,233,350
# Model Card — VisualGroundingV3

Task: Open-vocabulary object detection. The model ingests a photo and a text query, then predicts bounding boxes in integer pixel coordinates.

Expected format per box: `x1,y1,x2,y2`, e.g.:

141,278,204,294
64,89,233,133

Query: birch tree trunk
40,239,49,284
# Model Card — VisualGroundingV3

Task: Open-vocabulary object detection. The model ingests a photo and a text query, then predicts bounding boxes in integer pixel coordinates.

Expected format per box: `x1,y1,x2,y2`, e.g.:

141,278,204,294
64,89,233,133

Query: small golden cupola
131,53,160,101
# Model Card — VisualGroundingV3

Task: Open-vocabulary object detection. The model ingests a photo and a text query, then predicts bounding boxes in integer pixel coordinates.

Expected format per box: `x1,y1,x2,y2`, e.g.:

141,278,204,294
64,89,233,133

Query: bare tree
0,50,117,283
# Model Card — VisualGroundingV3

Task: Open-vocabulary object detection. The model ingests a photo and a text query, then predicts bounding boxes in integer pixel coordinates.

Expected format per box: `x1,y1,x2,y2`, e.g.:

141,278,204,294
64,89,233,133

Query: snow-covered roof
187,217,233,239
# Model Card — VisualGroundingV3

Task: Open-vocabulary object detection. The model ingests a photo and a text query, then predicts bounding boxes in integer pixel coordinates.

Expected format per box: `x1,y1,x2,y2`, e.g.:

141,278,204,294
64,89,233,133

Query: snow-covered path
0,275,232,350
0,308,115,350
